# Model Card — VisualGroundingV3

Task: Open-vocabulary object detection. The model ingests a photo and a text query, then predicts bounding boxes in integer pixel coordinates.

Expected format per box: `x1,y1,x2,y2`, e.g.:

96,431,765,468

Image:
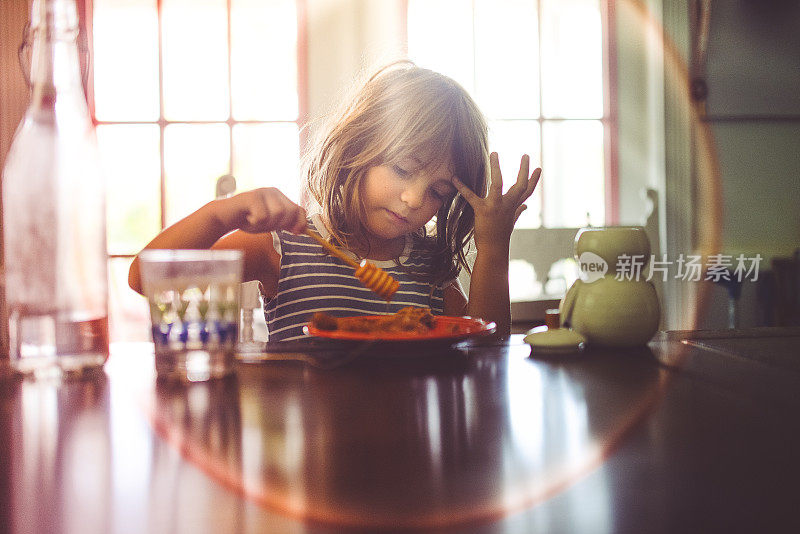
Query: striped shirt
264,215,448,341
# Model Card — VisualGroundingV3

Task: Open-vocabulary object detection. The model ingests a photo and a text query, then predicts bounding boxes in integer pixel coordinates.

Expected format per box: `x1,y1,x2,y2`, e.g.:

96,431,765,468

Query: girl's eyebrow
400,155,454,184
395,155,422,167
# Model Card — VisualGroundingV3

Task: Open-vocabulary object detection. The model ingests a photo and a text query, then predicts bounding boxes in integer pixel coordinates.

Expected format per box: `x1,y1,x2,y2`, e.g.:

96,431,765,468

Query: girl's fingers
271,191,304,230
244,190,273,228
451,176,480,205
266,195,292,228
246,202,267,227
515,154,530,188
510,167,541,206
514,204,528,223
523,167,542,200
291,207,308,234
506,154,530,199
244,188,304,232
489,152,503,196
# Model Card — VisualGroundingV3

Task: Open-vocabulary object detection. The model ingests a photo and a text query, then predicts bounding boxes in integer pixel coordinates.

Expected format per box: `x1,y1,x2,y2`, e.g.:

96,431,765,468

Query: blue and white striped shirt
264,215,447,341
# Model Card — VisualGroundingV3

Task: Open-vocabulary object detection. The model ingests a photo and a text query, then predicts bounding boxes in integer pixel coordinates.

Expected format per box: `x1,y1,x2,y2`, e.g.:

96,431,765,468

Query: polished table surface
2,328,800,533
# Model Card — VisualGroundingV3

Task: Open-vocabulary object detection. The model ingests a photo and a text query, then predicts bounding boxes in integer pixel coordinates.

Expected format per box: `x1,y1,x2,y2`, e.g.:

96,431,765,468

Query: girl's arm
451,153,541,336
128,187,306,295
443,280,468,316
465,245,512,334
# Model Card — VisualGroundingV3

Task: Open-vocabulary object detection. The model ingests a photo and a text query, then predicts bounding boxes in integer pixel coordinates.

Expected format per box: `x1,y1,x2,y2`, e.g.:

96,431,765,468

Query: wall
692,2,800,328
615,0,665,227
0,0,30,178
618,0,800,329
0,0,31,354
306,0,405,122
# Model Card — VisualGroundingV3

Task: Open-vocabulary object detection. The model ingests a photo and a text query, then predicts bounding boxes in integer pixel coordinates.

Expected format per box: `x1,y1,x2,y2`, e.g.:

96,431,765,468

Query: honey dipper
304,229,400,301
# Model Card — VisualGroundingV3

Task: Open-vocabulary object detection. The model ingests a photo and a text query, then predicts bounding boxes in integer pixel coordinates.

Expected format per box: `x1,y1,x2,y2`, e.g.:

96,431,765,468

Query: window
407,0,614,229
91,0,304,340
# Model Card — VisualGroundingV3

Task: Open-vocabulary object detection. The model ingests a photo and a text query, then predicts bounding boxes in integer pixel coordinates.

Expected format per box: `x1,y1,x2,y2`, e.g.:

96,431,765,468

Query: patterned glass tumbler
139,250,243,382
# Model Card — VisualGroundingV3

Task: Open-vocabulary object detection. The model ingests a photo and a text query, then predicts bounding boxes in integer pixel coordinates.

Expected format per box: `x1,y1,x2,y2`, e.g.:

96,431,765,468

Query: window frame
404,0,619,227
601,0,619,225
83,0,308,341
85,0,309,260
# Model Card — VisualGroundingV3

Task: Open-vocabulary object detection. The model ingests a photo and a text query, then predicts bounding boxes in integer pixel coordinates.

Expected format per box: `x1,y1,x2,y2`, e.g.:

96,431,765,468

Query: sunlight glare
541,0,603,118
96,125,161,254
542,120,605,227
407,0,475,94
474,0,540,119
489,120,542,228
93,0,159,121
164,124,231,225
233,124,301,202
231,0,298,121
162,0,229,120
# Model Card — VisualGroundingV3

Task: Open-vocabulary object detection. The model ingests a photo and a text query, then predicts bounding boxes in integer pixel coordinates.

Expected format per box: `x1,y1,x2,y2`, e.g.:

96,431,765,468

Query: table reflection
7,374,112,534
6,332,799,532
144,343,664,529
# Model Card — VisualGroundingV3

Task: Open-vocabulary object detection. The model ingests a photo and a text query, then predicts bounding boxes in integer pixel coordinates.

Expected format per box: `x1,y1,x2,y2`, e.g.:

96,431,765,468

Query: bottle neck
28,0,85,106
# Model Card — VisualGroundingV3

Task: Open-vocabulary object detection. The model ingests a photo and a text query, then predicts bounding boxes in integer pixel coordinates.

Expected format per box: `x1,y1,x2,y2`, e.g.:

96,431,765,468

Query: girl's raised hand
452,152,541,250
217,187,307,235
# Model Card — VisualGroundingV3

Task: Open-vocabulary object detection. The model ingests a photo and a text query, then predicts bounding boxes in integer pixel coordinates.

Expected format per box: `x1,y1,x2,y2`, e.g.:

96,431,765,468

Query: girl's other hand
451,152,541,251
217,187,307,235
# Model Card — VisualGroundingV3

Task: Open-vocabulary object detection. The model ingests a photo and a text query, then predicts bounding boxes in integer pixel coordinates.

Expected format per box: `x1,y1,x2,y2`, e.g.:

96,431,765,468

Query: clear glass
232,123,300,201
92,0,159,121
139,249,243,382
96,124,161,255
231,0,298,121
407,0,608,229
474,0,539,119
489,119,542,228
541,0,604,118
542,120,605,227
163,124,231,226
161,0,229,120
2,0,109,378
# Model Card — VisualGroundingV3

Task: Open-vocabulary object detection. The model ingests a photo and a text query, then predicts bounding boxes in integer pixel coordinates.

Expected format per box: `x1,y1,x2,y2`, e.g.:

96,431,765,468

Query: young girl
129,62,540,341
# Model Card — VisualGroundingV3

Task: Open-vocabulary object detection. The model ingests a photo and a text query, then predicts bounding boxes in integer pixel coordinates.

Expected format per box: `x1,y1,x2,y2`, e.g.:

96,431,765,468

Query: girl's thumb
514,204,528,223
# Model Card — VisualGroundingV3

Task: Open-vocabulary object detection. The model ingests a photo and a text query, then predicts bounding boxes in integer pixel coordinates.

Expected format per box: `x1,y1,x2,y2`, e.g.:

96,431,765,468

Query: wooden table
2,328,799,533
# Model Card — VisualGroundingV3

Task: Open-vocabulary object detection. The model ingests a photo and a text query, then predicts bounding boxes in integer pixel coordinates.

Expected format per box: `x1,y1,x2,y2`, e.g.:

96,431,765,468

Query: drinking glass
139,249,243,381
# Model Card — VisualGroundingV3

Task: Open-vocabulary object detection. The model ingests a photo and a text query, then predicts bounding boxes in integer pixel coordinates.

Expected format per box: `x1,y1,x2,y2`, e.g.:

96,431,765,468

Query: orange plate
304,315,496,342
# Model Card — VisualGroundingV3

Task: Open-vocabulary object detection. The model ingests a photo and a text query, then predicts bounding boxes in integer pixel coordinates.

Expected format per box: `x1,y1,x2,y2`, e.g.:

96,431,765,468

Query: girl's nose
400,179,426,209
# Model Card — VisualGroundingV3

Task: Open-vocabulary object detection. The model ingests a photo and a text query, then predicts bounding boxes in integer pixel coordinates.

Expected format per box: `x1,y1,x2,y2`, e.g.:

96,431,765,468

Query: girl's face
360,156,456,244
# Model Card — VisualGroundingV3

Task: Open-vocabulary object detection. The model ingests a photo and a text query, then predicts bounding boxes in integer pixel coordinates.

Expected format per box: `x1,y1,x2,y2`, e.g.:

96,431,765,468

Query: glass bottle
2,0,108,378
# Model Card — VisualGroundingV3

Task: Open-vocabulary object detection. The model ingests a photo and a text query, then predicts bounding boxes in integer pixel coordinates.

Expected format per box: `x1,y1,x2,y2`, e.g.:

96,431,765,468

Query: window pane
93,0,159,121
162,0,229,120
542,120,604,227
233,123,300,202
541,0,603,118
109,257,150,342
474,0,539,119
408,0,475,94
231,0,298,121
164,124,231,225
97,125,161,254
489,120,542,228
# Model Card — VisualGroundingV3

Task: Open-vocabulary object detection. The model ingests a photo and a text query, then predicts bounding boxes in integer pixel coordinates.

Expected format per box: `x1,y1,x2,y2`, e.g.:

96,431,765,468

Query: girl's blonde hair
304,61,489,285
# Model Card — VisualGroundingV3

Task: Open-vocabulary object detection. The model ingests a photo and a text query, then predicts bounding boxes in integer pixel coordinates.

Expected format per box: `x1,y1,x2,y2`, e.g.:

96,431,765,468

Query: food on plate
311,306,436,334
